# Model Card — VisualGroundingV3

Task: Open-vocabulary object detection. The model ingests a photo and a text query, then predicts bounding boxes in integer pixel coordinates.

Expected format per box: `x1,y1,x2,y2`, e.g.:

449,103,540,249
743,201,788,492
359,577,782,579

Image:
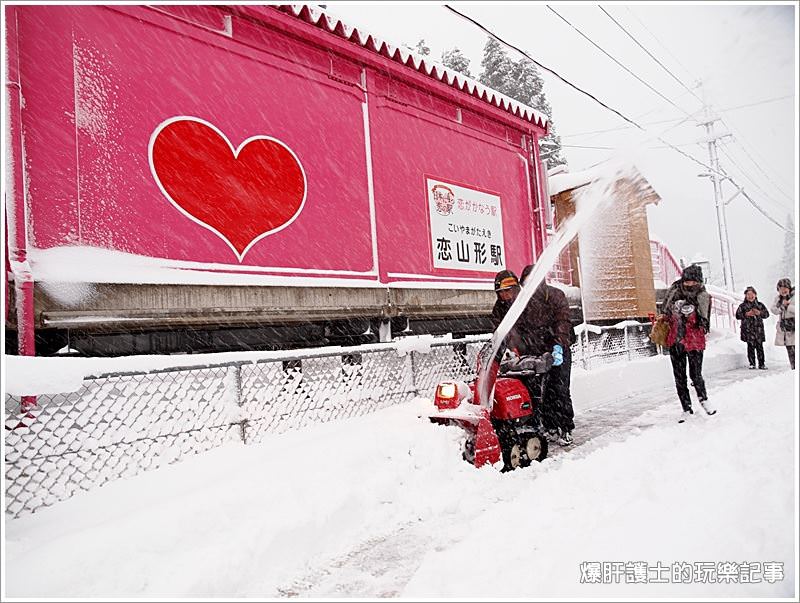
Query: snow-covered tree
478,38,566,168
478,38,512,94
405,39,430,56
440,47,472,78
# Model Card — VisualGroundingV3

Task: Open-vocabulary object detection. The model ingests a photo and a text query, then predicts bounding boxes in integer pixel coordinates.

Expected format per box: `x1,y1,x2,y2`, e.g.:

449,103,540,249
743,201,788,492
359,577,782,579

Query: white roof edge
278,4,549,129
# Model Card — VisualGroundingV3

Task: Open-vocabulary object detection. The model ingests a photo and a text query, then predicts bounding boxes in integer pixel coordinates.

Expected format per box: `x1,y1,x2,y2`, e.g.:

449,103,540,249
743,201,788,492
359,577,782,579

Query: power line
564,141,703,151
739,187,793,232
598,6,703,104
442,4,644,130
562,144,616,150
561,94,792,138
557,5,794,231
714,148,793,232
561,115,689,138
565,88,701,144
718,145,794,215
444,5,714,169
546,5,695,118
722,94,793,113
443,5,792,235
611,9,795,233
443,5,727,177
716,115,795,204
624,6,698,86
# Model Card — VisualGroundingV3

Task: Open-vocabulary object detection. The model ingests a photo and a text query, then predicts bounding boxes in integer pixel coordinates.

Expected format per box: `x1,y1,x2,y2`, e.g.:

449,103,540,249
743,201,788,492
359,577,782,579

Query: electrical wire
717,116,795,204
442,4,793,234
598,6,703,104
443,4,645,129
546,5,696,118
561,94,792,138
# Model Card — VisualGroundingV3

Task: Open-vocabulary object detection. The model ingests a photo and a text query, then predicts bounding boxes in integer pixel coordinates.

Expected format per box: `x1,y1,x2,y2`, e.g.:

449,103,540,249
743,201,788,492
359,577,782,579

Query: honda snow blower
429,344,553,471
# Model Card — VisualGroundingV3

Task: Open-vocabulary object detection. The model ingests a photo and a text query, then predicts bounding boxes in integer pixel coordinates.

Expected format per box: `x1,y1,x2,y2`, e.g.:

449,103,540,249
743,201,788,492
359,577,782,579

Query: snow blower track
276,365,790,598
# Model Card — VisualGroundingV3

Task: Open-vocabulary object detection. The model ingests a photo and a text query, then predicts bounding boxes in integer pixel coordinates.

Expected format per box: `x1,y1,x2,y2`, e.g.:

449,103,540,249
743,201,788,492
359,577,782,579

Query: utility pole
697,82,735,290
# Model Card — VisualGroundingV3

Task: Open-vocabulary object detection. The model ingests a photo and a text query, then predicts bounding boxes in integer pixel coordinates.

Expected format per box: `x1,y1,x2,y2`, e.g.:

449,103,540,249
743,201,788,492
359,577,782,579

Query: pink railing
650,240,682,286
545,232,574,286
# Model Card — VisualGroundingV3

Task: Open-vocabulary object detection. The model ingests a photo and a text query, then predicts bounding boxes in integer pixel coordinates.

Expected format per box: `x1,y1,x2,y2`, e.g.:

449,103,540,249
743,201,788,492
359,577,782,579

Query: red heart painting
149,117,306,260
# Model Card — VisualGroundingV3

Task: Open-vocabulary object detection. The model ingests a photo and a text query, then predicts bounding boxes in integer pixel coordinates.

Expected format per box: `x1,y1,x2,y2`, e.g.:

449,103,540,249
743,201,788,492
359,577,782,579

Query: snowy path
557,363,766,455
5,356,795,598
275,365,791,598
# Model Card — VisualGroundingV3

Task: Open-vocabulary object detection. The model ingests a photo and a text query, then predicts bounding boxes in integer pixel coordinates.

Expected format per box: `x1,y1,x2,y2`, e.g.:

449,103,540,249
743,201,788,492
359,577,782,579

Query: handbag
780,317,795,333
649,315,670,347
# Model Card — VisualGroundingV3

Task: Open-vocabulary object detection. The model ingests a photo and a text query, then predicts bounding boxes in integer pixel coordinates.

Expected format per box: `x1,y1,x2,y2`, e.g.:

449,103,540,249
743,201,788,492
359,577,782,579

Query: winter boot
558,430,574,446
698,398,717,415
678,409,694,423
749,364,756,370
545,429,560,443
759,365,768,370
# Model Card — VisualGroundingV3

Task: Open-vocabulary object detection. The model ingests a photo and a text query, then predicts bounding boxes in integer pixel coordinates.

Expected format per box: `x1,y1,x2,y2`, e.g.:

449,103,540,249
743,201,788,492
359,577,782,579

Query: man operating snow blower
491,268,576,446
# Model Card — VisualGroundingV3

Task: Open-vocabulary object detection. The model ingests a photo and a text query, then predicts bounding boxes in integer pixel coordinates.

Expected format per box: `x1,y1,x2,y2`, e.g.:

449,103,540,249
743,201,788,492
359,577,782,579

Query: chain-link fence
572,321,658,369
5,325,654,517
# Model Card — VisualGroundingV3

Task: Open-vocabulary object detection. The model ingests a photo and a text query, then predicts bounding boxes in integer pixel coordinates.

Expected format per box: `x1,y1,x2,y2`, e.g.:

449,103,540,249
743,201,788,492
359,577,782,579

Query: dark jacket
663,279,712,352
493,283,572,355
491,298,513,330
735,299,769,343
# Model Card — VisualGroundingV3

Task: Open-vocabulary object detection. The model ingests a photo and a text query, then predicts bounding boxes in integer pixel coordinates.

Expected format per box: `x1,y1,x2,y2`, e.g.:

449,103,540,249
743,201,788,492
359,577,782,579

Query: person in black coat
490,268,575,446
735,286,770,369
519,265,575,446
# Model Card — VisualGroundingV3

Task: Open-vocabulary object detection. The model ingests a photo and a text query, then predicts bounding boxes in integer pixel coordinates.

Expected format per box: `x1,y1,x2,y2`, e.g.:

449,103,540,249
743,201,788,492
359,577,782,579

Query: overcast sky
324,1,797,297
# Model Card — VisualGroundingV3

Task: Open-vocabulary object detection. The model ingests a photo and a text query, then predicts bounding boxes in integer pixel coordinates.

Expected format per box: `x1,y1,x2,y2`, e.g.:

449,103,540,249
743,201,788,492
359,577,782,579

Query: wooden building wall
552,174,660,322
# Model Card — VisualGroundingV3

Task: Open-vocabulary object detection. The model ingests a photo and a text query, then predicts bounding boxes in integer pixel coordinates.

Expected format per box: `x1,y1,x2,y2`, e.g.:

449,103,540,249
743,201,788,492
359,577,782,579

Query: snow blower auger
429,344,552,471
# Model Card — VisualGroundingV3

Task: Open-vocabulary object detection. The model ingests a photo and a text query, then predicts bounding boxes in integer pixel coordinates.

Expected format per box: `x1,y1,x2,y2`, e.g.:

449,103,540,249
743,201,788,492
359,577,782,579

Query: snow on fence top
275,4,549,131
706,283,742,306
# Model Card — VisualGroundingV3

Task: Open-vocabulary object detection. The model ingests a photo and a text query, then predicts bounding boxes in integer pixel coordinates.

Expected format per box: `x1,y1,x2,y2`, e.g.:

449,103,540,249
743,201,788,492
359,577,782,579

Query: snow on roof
547,164,569,177
547,162,662,203
547,167,601,197
275,5,548,130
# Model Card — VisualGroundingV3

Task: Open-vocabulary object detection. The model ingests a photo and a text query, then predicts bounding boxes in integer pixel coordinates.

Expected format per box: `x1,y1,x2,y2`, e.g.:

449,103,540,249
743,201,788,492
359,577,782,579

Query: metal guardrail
5,325,655,518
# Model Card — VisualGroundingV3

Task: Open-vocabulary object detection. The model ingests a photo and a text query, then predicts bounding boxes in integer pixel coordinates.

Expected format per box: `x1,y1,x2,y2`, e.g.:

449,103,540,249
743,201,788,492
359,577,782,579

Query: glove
552,344,564,367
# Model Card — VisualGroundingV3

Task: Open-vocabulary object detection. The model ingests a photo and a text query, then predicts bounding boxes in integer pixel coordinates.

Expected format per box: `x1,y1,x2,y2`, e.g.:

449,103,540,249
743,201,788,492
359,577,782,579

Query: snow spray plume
478,160,636,408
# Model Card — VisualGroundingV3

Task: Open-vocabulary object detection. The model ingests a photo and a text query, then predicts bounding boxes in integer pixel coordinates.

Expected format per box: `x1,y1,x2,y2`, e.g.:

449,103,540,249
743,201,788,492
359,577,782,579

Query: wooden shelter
548,165,662,323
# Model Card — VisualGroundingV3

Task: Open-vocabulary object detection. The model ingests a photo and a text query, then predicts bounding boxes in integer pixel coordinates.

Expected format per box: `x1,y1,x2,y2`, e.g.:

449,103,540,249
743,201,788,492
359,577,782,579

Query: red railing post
5,7,38,423
5,6,36,358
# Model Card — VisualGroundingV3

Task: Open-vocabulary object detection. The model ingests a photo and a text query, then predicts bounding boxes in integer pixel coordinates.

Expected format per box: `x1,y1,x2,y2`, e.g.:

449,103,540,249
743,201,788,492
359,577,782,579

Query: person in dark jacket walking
735,286,770,370
491,265,575,445
662,264,714,422
772,278,795,370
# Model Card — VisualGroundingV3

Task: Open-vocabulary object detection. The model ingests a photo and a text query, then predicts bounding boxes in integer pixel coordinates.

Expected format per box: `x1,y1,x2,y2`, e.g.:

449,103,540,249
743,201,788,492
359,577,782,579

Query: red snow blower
429,345,552,471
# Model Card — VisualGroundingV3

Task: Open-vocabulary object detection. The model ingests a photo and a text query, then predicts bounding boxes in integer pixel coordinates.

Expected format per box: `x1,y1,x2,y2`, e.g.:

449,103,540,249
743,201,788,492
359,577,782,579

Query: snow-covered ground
4,335,796,598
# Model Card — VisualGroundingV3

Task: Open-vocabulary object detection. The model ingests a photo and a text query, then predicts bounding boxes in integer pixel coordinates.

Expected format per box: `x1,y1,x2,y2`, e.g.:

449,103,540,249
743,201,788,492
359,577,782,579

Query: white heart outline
148,115,308,262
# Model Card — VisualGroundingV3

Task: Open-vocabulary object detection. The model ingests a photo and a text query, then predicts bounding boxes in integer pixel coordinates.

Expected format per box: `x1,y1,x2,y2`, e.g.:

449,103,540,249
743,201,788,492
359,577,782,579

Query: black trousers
669,343,707,412
542,346,575,433
746,341,765,368
787,345,795,370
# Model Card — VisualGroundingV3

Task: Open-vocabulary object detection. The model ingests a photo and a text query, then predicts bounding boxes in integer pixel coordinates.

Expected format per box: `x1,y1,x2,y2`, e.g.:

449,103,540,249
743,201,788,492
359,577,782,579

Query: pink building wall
11,5,549,286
